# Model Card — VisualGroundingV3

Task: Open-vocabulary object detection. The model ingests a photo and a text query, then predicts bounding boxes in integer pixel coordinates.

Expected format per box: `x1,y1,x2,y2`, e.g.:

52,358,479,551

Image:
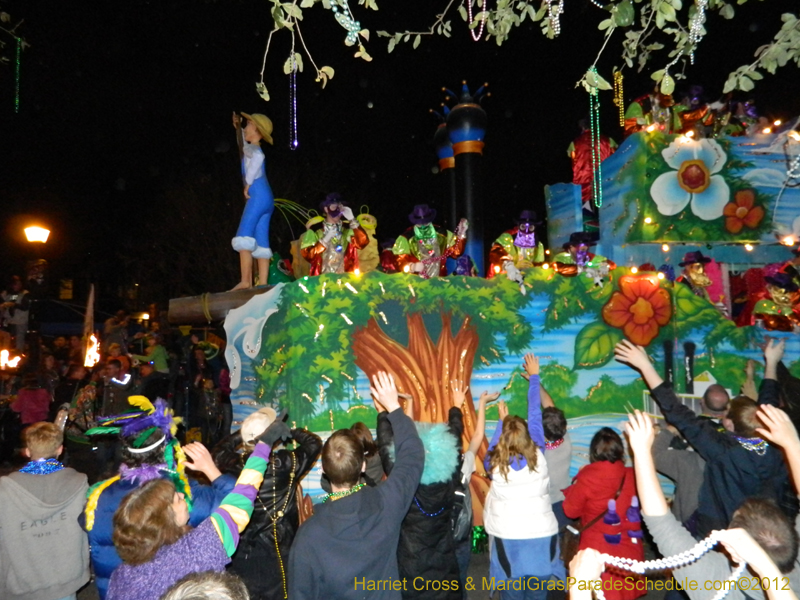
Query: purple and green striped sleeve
210,442,271,556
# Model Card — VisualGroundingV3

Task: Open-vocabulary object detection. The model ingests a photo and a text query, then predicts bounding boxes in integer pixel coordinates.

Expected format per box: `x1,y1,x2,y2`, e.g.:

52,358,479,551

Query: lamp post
23,225,50,365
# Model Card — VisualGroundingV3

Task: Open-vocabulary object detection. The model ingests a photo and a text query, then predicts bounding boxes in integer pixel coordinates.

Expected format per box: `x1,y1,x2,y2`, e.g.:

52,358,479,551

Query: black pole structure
445,82,488,275
433,121,457,230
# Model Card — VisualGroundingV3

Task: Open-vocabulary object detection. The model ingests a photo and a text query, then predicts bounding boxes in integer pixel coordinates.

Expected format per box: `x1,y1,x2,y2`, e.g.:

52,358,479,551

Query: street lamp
24,226,50,243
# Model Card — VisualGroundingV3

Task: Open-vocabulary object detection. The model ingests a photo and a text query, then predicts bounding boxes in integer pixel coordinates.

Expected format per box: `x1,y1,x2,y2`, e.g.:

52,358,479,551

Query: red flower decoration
602,275,672,346
723,189,764,234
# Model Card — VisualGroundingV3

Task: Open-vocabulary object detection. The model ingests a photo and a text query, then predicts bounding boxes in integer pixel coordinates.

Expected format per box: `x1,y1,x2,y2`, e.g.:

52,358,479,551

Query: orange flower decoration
602,275,672,346
723,189,764,234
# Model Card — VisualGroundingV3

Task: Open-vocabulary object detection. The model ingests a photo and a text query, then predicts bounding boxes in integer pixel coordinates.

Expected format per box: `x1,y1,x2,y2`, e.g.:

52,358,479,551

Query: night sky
2,0,799,308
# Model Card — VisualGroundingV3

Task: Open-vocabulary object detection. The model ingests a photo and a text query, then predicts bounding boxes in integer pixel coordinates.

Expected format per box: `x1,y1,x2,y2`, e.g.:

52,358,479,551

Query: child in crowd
0,422,90,600
288,372,424,600
563,427,644,600
106,417,291,600
483,353,560,600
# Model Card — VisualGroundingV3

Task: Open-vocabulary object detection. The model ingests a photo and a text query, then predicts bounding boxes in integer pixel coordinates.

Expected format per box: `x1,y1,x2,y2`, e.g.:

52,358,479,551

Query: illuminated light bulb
762,127,772,134
631,267,639,274
662,244,670,252
657,272,665,280
744,244,753,252
403,264,410,273
542,263,550,270
677,135,688,144
493,265,501,274
142,313,150,320
789,131,800,142
24,226,50,243
774,120,782,126
685,130,695,138
782,236,795,246
646,124,657,133
545,249,550,255
353,268,361,277
644,217,653,224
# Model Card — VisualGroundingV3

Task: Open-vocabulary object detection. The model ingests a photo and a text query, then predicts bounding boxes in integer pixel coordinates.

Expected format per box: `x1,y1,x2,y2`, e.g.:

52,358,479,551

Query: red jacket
563,461,645,600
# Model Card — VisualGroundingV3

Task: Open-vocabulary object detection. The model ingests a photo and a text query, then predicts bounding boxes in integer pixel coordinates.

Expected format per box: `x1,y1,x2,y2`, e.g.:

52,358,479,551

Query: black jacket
214,427,322,600
288,409,424,600
379,407,463,600
651,379,790,536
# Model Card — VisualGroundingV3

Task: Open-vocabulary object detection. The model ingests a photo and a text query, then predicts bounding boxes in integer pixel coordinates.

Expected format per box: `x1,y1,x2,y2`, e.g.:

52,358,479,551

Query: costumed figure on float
623,89,681,137
487,209,545,278
753,272,800,332
553,232,615,282
355,209,380,274
392,204,468,278
568,123,617,228
231,112,275,290
300,193,368,275
676,251,713,300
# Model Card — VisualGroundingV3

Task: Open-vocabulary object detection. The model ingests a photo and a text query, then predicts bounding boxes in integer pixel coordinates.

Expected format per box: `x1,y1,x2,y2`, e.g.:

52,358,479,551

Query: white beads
594,534,746,600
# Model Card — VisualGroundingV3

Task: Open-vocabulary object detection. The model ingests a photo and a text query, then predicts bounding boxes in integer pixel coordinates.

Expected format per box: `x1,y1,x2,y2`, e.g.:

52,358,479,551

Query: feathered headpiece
86,396,182,450
83,396,192,530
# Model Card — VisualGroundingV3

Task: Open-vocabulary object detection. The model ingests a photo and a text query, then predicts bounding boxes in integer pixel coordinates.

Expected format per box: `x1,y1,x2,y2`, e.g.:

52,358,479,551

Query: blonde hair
487,416,539,481
24,422,63,460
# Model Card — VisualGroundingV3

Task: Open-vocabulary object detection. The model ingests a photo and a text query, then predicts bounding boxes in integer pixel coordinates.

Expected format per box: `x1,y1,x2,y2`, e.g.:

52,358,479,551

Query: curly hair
113,479,189,565
487,416,539,482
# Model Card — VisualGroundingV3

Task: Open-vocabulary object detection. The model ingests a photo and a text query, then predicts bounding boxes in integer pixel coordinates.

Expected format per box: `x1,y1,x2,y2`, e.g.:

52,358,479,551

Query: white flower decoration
650,138,730,220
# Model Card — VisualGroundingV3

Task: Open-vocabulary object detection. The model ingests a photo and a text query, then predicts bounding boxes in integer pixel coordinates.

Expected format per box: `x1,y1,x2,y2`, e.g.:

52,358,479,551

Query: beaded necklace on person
322,482,366,503
593,531,747,600
413,495,446,517
731,435,769,456
19,458,64,475
260,451,296,600
545,437,564,451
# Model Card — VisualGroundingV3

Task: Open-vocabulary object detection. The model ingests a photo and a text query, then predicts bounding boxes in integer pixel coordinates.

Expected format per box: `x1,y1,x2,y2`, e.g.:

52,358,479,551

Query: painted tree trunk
352,311,490,521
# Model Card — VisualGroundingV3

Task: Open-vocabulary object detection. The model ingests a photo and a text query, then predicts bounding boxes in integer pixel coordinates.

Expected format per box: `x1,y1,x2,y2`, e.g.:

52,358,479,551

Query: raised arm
757,404,800,495
467,392,496,456
759,339,785,407
372,372,424,515
539,383,555,409
524,353,545,448
209,418,290,557
624,410,669,517
616,341,726,462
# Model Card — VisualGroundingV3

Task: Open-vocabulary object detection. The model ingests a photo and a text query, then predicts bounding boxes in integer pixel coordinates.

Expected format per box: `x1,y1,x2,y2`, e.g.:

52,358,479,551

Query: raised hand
370,371,400,413
614,340,652,372
183,442,222,482
497,399,509,421
523,353,539,377
764,338,786,365
232,111,242,129
451,380,469,409
340,206,355,221
479,391,500,409
756,404,800,450
624,409,656,457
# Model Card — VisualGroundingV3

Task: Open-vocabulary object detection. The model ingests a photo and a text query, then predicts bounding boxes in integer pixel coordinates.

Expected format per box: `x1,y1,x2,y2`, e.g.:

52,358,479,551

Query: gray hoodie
0,467,90,600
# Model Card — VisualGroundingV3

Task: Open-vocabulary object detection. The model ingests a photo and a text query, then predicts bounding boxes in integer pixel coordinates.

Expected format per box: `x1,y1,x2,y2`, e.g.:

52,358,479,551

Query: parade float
170,97,800,514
